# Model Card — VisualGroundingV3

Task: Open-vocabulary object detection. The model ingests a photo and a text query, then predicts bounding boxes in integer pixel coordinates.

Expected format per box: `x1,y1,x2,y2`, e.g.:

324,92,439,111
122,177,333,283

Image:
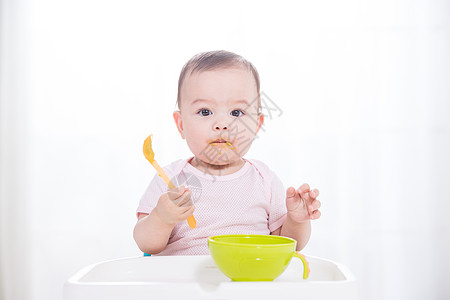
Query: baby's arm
133,186,194,254
278,215,312,251
273,184,321,251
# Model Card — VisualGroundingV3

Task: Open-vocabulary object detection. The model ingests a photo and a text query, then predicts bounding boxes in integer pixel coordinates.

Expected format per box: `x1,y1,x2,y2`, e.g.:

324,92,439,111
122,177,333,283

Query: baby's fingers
286,187,302,211
298,183,310,194
298,184,312,199
308,199,321,212
310,209,321,220
167,185,188,201
180,205,195,220
310,189,319,199
286,186,296,198
174,190,192,207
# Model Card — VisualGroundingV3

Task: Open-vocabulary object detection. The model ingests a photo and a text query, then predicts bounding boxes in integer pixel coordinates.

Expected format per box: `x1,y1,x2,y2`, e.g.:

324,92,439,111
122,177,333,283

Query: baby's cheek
186,140,204,156
243,117,261,133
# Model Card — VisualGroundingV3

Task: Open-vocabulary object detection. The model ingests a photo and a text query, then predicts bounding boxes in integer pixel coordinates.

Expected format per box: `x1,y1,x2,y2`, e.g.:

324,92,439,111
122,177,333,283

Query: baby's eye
230,109,244,117
198,109,212,116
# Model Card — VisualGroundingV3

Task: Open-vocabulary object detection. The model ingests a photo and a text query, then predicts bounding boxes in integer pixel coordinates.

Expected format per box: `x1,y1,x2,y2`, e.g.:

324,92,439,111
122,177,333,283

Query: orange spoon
143,134,196,229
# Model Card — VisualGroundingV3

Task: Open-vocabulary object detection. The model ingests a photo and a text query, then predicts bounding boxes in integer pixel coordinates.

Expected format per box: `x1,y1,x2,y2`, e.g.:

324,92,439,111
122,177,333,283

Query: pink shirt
136,157,287,255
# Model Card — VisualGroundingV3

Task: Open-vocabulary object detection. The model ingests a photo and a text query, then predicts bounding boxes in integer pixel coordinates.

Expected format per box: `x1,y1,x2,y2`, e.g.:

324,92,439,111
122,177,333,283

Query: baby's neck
189,157,246,176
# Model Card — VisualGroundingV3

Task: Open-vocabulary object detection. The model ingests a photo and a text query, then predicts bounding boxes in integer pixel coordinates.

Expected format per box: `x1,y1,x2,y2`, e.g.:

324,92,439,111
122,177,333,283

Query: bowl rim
208,234,297,248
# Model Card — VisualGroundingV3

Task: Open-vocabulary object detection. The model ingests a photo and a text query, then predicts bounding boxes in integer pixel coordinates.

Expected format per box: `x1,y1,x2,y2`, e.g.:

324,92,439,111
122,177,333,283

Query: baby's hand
154,186,195,225
286,184,321,223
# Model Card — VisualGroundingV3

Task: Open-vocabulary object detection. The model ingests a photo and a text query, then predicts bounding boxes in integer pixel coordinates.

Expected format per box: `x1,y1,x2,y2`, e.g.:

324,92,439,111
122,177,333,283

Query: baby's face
174,67,263,167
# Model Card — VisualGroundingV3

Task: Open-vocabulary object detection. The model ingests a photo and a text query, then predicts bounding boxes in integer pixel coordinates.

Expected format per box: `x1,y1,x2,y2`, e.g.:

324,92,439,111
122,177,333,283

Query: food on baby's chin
211,141,234,155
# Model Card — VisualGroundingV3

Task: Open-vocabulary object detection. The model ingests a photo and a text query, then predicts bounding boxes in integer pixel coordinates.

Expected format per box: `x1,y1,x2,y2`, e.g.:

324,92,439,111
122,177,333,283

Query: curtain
0,1,32,300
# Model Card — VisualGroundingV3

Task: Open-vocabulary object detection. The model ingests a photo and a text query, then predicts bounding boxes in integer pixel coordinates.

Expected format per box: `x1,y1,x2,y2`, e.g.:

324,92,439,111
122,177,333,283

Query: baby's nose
215,123,228,130
214,121,228,131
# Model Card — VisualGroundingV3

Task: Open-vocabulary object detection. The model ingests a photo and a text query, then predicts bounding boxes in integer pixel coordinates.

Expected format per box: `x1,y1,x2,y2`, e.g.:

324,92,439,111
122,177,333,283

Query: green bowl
208,234,310,281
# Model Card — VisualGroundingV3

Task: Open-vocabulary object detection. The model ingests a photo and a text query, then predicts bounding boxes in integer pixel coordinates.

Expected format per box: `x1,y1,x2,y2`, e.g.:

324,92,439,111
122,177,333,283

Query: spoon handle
150,160,175,189
187,215,197,229
151,160,197,229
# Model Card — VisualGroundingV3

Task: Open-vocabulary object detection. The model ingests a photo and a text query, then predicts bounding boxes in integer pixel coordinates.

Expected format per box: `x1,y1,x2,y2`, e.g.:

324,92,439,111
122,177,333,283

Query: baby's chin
201,155,241,166
195,150,243,167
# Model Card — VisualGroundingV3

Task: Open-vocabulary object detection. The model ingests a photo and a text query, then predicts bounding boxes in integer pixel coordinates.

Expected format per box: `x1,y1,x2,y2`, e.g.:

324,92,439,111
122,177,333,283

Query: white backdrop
1,0,449,300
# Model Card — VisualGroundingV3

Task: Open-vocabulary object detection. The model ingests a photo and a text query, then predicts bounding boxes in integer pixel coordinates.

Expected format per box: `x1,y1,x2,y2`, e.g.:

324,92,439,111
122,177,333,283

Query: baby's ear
173,111,185,139
255,113,265,135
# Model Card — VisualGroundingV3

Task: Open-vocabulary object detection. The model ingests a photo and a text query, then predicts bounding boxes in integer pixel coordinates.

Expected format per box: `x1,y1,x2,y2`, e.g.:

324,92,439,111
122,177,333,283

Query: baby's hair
177,50,261,110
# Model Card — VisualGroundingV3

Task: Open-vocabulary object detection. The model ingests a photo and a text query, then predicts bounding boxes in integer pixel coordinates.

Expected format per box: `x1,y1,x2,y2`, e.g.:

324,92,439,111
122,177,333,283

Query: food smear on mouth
210,141,234,155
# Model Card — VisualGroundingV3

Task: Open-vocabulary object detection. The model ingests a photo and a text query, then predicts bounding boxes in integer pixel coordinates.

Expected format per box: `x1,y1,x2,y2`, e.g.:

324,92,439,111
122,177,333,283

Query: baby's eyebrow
191,98,251,107
232,99,251,106
191,98,212,105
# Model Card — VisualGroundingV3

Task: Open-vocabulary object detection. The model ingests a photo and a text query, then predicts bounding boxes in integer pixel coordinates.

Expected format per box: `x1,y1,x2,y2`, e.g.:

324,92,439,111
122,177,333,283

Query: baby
133,50,321,255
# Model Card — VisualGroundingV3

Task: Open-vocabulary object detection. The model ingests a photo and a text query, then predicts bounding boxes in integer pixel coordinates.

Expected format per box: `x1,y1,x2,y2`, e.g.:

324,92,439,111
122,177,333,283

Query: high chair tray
64,255,357,300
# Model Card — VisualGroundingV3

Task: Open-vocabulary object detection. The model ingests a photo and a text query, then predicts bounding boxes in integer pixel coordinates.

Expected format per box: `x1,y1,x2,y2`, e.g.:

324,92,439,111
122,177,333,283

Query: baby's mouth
210,139,234,152
211,139,230,145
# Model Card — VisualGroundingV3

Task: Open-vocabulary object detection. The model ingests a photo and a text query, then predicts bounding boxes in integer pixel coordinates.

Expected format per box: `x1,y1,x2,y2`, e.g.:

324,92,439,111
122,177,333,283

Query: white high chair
63,255,357,300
